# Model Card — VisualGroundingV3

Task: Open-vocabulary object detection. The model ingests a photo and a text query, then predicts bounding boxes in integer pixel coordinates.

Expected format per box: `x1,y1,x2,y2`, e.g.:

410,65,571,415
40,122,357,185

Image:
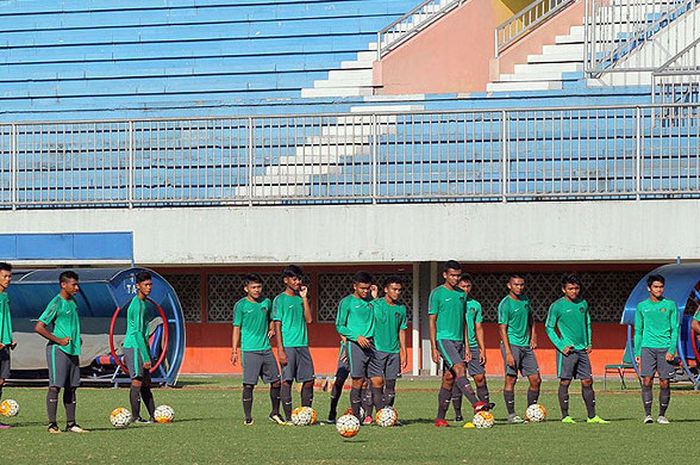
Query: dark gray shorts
46,344,81,388
242,349,281,386
556,350,592,380
466,345,486,376
124,347,151,380
0,346,10,379
334,343,350,380
501,343,539,378
437,339,465,370
281,346,315,383
640,347,675,380
375,351,401,380
347,340,379,379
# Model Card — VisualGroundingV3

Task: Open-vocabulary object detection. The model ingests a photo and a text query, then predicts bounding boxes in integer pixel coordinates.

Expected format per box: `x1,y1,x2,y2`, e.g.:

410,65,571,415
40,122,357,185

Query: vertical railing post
377,32,382,61
494,29,499,58
501,110,508,203
635,106,642,201
371,113,378,204
127,120,134,209
583,0,589,73
10,124,17,211
247,117,254,207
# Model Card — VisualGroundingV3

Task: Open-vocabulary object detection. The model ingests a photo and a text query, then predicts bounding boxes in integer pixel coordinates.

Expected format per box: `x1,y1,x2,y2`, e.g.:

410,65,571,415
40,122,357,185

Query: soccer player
431,261,486,427
326,337,350,423
634,274,679,425
0,262,17,430
451,273,491,422
372,275,408,409
34,271,88,433
335,271,385,422
545,274,608,424
498,274,541,424
231,274,284,426
273,265,314,422
123,271,158,424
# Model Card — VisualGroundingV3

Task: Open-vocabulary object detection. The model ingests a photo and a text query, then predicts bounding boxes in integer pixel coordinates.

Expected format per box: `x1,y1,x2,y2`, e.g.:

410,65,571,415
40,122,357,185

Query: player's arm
544,305,567,354
633,304,644,364
667,302,679,360
586,302,593,353
335,299,356,341
34,304,70,346
529,310,538,349
475,322,486,365
301,286,312,324
231,326,241,365
272,297,288,365
463,326,472,362
429,314,440,364
399,328,407,370
498,301,515,367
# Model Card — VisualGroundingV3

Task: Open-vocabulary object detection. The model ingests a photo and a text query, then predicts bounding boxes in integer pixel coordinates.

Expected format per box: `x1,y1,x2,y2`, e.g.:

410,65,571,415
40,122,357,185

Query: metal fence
653,36,700,110
0,103,698,209
495,0,574,57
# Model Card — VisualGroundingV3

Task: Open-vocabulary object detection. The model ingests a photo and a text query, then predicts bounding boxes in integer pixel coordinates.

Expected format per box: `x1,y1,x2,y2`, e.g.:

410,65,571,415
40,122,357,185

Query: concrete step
350,104,424,113
487,80,563,92
555,29,585,44
327,68,373,82
265,165,344,177
301,87,374,98
498,70,580,82
528,50,583,63
293,144,366,158
541,43,584,56
236,185,310,197
513,62,583,74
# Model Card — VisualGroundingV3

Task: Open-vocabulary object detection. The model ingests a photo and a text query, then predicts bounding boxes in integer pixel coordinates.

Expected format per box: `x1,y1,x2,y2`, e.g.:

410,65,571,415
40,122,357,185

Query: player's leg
577,352,607,423
327,345,349,422
450,382,463,421
436,369,455,425
0,346,11,429
348,341,369,421
522,347,541,406
556,350,574,422
501,344,521,423
439,341,481,410
241,351,258,425
260,350,283,424
64,354,86,432
280,348,296,421
297,347,315,408
657,349,674,424
140,369,156,421
367,348,386,414
639,348,655,423
45,345,63,433
468,346,492,407
383,353,401,407
125,348,144,421
360,378,373,422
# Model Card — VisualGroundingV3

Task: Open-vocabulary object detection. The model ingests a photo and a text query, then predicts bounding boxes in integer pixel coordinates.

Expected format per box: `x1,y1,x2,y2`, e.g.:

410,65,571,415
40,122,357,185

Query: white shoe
643,415,653,424
657,416,670,425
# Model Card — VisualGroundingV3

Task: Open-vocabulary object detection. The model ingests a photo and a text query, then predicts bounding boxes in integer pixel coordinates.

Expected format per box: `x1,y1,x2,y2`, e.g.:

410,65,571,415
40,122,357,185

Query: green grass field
2,377,698,465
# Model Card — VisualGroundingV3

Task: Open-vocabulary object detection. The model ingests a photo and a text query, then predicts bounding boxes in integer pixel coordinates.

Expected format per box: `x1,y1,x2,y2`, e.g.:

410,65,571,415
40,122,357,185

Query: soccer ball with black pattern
336,414,360,438
375,407,398,427
473,410,495,429
154,405,175,423
110,407,132,428
525,403,546,423
0,399,19,417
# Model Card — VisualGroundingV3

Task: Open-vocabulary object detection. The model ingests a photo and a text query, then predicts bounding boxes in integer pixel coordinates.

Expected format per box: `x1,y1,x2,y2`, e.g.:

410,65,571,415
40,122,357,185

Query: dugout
6,267,185,386
621,263,700,388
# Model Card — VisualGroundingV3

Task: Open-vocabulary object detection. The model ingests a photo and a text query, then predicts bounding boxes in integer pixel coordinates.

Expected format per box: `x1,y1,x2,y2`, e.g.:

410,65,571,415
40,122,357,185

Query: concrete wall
1,200,698,265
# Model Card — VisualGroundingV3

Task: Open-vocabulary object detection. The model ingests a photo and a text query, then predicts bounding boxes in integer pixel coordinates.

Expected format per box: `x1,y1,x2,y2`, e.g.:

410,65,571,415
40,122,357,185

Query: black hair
0,262,11,273
382,275,403,288
136,271,152,283
508,274,525,282
443,260,461,273
561,274,581,287
647,274,665,287
459,272,474,284
242,274,263,287
282,265,304,279
59,271,79,283
353,271,373,285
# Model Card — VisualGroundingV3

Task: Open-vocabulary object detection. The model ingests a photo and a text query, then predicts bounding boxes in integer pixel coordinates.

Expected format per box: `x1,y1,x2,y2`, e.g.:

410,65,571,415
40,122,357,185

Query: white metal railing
652,36,700,104
585,0,700,75
0,103,698,209
495,0,574,57
376,0,465,59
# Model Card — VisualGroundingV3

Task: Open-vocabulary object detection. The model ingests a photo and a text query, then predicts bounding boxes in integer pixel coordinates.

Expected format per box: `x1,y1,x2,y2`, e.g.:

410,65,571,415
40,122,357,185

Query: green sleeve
427,289,439,315
668,302,679,355
38,300,59,326
545,304,565,352
263,299,272,324
586,302,592,347
271,295,282,322
335,298,355,340
232,301,243,327
475,302,483,324
400,307,408,330
695,310,700,322
497,300,508,325
633,304,643,357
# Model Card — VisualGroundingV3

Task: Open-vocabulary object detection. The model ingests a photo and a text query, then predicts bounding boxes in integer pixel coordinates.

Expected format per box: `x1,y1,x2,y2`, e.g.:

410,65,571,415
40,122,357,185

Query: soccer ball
525,403,547,423
0,399,19,417
375,407,398,427
153,405,175,423
336,414,360,438
291,406,313,426
109,408,132,428
472,410,495,429
306,407,318,425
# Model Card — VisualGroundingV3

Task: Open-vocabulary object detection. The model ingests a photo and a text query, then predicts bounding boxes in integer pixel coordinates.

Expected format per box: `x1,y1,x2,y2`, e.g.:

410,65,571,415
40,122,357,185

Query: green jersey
373,298,407,353
695,309,700,323
0,292,12,345
545,297,591,352
428,285,466,342
272,292,308,348
633,297,679,356
335,294,374,341
123,296,150,360
465,297,483,348
498,295,532,347
38,294,82,356
233,297,273,352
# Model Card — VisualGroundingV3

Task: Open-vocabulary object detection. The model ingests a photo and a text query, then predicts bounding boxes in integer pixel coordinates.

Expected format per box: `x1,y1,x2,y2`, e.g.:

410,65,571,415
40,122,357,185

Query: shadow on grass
399,418,439,425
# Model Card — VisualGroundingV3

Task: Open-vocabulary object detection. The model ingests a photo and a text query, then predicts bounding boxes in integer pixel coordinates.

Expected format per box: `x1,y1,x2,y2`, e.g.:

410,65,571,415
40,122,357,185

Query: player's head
561,274,581,301
646,274,665,299
507,274,525,296
0,262,12,291
243,274,264,299
135,271,153,297
352,271,373,300
383,275,403,303
442,260,462,288
282,265,304,292
59,271,80,297
457,272,473,295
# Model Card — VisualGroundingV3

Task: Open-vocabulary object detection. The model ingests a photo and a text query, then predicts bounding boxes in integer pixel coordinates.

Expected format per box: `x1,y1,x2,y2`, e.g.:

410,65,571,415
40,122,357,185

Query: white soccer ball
0,399,19,417
472,410,495,429
525,403,547,423
375,407,398,427
110,407,132,428
291,406,313,426
336,413,360,438
154,404,175,423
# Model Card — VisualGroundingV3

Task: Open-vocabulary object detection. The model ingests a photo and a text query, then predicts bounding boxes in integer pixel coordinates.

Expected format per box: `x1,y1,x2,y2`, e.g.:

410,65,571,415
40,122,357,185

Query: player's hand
480,352,487,366
58,336,71,347
300,286,309,299
665,352,675,362
586,346,593,354
0,343,4,350
143,361,152,370
431,347,441,364
231,351,238,366
267,328,276,339
400,352,407,370
279,350,288,366
357,336,370,348
530,338,538,350
370,285,379,299
562,346,574,356
10,340,17,350
506,353,516,368
464,350,472,362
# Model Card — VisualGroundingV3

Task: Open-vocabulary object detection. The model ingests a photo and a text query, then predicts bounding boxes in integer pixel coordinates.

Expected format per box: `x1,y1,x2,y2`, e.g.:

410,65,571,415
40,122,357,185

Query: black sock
301,381,314,408
0,385,3,400
476,383,490,404
659,386,671,416
436,387,452,420
242,384,254,421
350,387,362,420
328,374,347,420
451,384,463,418
504,390,516,415
642,384,653,416
527,388,540,406
454,376,479,406
130,385,142,419
384,379,397,407
47,387,59,424
558,383,570,417
280,382,293,420
270,383,281,417
64,388,76,425
141,386,156,418
361,386,373,418
582,384,596,418
371,386,385,412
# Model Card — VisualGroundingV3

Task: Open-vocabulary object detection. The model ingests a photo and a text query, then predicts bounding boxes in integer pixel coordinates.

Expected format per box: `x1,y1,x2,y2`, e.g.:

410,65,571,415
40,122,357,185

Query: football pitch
2,377,698,465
